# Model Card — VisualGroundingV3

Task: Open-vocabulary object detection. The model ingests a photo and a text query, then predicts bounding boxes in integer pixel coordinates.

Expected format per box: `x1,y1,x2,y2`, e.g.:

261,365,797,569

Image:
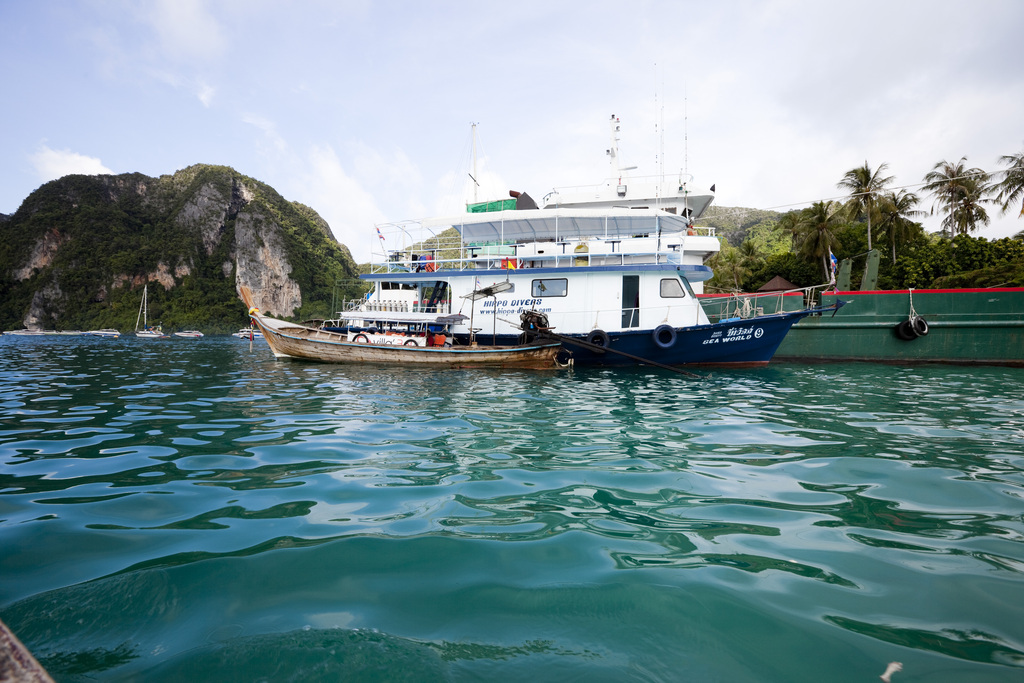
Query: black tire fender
895,319,918,341
587,329,610,348
652,324,677,349
353,333,369,343
912,316,929,337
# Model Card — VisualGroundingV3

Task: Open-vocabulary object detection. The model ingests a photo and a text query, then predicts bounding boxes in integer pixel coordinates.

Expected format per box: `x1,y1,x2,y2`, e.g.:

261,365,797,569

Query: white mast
607,114,620,176
135,285,147,331
607,114,637,181
470,122,479,205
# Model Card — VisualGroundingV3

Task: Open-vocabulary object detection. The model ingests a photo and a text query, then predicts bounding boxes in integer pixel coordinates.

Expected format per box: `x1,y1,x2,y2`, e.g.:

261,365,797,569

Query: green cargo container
772,288,1024,366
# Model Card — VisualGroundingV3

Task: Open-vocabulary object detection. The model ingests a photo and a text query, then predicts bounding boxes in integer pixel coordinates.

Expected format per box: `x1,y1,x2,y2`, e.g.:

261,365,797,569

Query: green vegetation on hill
698,148,1024,291
0,165,363,332
700,206,783,248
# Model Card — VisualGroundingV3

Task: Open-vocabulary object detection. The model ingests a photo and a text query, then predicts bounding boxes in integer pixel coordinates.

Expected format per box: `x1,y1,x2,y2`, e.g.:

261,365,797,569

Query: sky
2,0,1022,263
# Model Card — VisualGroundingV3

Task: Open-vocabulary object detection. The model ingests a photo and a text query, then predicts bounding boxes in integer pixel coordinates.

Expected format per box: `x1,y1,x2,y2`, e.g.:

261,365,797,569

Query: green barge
701,288,1024,366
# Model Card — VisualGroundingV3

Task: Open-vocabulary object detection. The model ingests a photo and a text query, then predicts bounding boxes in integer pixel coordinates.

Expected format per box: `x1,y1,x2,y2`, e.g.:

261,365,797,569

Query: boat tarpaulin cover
467,199,516,213
426,208,692,243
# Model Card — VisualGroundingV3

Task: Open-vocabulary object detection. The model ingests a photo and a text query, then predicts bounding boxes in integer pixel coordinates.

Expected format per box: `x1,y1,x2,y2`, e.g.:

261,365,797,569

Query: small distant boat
135,285,167,338
239,286,563,369
136,326,167,339
174,330,204,338
85,329,121,338
3,329,82,336
232,327,263,339
5,329,48,336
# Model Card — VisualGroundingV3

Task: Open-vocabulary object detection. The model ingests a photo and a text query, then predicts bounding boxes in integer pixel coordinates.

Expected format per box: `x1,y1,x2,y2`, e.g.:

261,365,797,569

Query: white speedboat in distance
85,329,121,338
233,327,263,339
174,330,204,338
5,329,82,335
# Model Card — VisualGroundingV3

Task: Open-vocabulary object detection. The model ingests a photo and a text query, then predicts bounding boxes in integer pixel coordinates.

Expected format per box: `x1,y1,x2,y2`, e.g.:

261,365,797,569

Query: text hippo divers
481,299,543,308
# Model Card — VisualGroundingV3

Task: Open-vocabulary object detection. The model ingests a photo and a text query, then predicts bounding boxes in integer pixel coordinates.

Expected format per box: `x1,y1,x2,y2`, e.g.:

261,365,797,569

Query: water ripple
2,339,1024,680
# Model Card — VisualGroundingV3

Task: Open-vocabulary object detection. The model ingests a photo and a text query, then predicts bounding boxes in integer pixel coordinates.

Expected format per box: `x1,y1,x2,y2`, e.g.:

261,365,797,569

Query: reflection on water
1,336,1023,682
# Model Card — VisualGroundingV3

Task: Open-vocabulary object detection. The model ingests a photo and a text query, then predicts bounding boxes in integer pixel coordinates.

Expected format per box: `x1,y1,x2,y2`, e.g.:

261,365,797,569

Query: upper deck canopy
421,208,692,244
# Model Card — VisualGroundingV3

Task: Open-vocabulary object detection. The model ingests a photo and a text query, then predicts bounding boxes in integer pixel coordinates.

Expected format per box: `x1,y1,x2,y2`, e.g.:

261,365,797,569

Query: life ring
587,329,610,348
404,339,418,346
912,316,929,337
895,320,918,341
652,324,677,349
353,333,369,343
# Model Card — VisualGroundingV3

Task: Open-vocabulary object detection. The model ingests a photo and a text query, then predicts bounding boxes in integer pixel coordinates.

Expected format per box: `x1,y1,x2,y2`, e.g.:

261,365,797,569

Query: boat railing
542,174,698,202
698,285,833,323
368,231,718,275
341,299,453,316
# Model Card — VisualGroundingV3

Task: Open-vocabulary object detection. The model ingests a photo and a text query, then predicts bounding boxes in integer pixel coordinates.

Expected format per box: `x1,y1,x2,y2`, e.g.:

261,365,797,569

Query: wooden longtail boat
239,287,563,369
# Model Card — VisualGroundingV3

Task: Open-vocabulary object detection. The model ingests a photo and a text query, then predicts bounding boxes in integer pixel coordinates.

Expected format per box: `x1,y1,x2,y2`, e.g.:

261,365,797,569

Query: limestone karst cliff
0,165,363,332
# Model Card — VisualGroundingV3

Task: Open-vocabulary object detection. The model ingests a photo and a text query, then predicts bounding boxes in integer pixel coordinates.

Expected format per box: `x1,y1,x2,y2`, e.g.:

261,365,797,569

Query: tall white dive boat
332,116,829,367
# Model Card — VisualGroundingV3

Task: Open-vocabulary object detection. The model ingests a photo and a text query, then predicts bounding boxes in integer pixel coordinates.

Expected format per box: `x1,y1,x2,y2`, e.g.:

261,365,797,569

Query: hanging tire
912,316,929,337
404,339,419,346
587,329,610,348
353,333,369,343
652,324,677,349
895,320,918,341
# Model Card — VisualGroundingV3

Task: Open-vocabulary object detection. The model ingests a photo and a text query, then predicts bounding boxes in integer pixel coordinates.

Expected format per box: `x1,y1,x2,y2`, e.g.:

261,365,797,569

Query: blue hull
466,309,820,367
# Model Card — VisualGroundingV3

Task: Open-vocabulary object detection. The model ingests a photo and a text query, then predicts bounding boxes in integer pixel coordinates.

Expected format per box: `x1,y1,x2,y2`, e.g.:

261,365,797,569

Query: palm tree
706,244,748,292
992,151,1024,219
720,245,749,291
837,162,894,252
738,239,761,269
775,210,804,251
795,201,842,282
922,157,992,236
875,189,925,262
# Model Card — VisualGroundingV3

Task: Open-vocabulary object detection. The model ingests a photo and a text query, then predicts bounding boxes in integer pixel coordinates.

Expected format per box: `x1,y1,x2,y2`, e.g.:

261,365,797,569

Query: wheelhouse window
660,278,686,298
532,278,568,297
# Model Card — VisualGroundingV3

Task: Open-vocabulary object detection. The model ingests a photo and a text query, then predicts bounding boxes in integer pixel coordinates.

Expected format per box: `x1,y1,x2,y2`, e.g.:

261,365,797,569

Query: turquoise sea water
1,335,1023,682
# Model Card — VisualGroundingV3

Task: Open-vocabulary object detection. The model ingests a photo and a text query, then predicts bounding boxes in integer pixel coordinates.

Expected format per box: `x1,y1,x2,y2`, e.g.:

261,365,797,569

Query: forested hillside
0,165,364,332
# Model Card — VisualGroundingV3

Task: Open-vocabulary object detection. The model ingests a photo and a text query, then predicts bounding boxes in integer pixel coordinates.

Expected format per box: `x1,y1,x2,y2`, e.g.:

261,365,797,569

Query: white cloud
30,145,114,181
197,80,215,107
148,0,225,64
242,113,291,155
296,145,389,263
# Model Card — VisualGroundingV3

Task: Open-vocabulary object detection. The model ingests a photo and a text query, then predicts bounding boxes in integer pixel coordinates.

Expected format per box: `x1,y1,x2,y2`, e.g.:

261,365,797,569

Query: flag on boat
829,250,838,285
375,226,385,242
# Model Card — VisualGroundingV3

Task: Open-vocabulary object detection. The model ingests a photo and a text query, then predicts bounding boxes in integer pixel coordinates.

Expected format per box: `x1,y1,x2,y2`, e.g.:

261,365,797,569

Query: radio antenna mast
469,122,479,204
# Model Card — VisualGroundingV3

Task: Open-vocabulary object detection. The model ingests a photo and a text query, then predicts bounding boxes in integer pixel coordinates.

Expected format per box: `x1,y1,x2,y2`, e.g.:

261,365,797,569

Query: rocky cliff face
0,165,359,332
233,204,303,317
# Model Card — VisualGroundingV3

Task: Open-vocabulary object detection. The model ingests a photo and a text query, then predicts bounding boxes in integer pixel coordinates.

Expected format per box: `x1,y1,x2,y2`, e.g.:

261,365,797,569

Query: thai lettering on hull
702,327,765,345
